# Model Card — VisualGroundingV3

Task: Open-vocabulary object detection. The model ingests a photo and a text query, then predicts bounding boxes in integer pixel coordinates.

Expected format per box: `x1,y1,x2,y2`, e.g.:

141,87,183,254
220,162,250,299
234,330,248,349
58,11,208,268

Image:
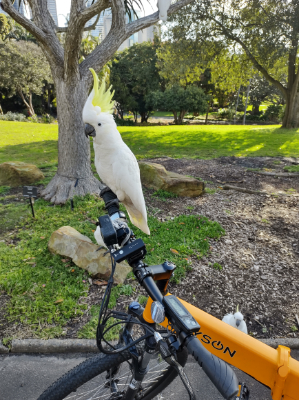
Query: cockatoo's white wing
157,0,172,21
222,314,234,325
111,147,150,235
239,320,248,334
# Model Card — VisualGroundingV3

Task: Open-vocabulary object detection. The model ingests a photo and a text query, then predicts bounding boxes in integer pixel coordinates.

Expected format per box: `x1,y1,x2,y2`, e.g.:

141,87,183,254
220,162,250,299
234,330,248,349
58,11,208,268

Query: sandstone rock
0,161,44,187
139,161,204,197
48,226,130,284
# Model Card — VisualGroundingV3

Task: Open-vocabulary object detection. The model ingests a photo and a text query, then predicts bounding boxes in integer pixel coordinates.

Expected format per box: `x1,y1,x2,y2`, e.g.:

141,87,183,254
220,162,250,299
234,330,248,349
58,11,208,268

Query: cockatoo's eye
98,123,101,126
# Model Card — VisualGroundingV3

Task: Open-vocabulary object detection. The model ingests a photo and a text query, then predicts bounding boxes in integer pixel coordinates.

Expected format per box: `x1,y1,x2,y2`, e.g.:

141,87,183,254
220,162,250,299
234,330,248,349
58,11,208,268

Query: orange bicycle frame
143,296,299,400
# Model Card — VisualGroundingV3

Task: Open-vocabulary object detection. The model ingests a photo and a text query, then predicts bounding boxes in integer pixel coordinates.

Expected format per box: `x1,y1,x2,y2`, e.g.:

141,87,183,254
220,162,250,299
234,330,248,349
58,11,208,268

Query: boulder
48,226,130,284
0,162,44,187
139,161,205,197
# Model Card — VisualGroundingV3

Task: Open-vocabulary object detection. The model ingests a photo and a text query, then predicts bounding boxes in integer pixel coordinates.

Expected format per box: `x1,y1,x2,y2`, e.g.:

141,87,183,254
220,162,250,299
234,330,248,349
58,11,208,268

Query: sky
56,1,158,26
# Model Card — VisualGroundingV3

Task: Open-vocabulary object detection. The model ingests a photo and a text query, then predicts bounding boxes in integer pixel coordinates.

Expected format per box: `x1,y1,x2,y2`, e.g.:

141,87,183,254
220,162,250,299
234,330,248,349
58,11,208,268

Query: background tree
0,13,11,40
147,84,208,124
0,40,52,116
249,74,282,115
110,41,162,123
169,0,299,128
157,37,251,120
1,0,194,204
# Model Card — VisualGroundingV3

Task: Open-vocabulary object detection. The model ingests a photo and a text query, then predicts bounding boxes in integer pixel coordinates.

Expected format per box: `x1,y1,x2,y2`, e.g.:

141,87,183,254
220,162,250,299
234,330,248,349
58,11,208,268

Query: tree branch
80,0,195,78
56,13,101,33
63,0,111,79
1,0,64,70
210,17,288,99
1,0,46,44
126,0,195,37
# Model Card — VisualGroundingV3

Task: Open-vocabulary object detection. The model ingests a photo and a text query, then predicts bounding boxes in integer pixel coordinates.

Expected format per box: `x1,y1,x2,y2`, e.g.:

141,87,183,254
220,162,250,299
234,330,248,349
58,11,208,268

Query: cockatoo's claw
96,246,105,252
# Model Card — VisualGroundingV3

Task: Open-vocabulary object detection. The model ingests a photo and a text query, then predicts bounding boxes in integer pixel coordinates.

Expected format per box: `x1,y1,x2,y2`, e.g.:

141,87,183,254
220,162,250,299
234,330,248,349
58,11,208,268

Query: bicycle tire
37,347,188,400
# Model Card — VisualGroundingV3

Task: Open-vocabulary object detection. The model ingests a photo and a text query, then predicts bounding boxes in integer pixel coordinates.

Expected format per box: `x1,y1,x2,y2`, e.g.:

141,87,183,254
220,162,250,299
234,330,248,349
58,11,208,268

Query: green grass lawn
1,121,299,165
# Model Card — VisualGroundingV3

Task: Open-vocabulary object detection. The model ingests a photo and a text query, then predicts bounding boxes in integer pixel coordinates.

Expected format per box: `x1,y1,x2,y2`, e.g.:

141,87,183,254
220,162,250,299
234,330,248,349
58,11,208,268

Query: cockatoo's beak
236,319,241,327
85,123,96,138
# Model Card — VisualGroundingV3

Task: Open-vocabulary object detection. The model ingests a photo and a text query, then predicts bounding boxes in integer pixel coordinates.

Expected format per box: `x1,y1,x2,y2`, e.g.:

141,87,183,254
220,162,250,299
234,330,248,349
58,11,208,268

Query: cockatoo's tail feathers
89,68,115,114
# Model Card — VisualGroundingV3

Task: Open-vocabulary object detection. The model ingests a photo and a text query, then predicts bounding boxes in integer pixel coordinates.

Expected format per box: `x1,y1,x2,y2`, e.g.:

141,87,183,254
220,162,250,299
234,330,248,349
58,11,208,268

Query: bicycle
38,187,299,400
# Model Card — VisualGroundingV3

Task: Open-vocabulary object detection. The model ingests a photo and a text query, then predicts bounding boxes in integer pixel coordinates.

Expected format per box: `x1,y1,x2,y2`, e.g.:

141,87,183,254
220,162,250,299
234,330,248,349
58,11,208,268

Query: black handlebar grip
186,335,239,399
100,187,120,216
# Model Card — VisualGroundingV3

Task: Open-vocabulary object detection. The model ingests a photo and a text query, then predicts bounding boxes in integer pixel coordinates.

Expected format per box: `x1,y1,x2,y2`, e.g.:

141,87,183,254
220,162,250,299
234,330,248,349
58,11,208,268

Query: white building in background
47,0,58,25
0,0,25,16
85,2,156,50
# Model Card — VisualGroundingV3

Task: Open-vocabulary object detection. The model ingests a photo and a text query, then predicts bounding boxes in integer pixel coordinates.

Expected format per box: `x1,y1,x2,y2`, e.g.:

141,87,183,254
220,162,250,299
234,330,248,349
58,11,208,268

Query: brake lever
154,333,196,400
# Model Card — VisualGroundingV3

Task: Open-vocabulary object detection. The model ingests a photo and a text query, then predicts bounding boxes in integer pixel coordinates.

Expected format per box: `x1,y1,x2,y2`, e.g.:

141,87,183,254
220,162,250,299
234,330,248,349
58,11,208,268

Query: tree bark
172,111,178,124
18,89,35,116
253,104,260,115
177,110,186,124
41,77,100,203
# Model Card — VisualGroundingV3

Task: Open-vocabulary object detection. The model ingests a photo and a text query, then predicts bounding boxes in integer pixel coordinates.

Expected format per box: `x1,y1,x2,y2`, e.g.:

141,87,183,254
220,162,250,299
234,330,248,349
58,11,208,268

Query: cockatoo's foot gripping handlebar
98,186,240,400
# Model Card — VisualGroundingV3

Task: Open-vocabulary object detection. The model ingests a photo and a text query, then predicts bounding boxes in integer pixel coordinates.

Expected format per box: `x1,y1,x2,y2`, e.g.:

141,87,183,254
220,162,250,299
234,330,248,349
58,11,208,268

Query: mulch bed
1,156,299,340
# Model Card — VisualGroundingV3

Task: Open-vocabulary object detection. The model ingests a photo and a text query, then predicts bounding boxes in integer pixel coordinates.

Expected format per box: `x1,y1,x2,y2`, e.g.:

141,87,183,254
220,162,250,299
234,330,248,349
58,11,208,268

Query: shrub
113,114,135,126
41,114,54,124
216,108,234,120
28,114,39,123
263,105,283,122
0,112,28,122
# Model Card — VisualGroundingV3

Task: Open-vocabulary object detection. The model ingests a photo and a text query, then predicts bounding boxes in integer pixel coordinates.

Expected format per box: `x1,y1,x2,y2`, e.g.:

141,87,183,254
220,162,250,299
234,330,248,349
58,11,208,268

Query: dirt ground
1,156,299,340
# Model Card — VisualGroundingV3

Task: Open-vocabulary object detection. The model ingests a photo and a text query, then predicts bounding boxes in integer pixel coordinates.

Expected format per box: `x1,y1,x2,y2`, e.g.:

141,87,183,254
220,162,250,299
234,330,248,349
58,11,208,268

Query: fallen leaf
179,222,185,225
150,248,155,252
92,230,95,232
71,269,75,272
55,299,64,304
61,259,68,263
40,237,45,239
88,278,93,285
170,248,179,255
93,280,108,286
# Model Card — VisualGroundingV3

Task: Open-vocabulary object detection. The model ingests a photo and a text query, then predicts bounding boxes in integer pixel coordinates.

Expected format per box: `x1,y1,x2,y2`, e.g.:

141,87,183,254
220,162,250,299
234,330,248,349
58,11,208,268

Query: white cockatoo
157,0,172,21
222,306,248,334
83,69,150,239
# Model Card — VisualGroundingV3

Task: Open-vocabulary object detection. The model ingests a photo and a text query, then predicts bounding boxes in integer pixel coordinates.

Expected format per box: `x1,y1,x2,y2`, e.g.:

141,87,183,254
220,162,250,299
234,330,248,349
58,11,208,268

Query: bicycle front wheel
37,347,188,400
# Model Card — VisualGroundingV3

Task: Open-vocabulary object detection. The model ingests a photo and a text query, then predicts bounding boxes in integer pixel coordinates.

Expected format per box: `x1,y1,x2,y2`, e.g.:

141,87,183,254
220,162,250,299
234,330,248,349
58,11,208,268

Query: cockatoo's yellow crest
90,68,115,114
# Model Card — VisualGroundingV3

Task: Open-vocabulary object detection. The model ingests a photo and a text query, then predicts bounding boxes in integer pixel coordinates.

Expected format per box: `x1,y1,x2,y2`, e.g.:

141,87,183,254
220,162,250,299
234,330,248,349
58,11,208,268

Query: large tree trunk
283,90,299,128
41,77,100,204
252,104,260,115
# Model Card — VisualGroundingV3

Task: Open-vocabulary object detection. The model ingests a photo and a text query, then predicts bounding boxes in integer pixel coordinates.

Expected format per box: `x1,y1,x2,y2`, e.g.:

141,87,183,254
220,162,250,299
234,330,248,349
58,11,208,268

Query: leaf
179,222,185,225
55,299,64,304
61,259,68,263
40,236,45,239
170,248,179,255
93,280,108,286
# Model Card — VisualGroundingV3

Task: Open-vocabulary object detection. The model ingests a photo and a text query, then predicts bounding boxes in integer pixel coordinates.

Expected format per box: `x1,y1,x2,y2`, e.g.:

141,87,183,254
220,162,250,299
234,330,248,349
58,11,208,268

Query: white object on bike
83,69,150,235
94,225,107,248
157,0,172,21
222,309,248,334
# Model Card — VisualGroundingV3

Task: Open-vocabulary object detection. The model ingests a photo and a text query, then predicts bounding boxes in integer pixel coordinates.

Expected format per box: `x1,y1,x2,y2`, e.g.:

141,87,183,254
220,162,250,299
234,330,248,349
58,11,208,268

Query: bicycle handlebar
185,335,239,400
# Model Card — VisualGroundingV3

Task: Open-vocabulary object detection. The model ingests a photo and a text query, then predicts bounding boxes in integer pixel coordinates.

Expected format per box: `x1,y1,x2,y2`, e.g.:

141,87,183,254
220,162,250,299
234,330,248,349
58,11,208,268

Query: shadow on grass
0,140,59,166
